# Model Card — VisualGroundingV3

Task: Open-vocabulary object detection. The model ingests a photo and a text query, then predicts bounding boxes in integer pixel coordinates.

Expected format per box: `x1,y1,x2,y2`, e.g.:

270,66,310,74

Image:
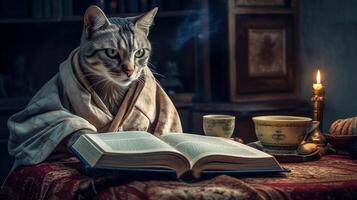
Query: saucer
247,141,320,163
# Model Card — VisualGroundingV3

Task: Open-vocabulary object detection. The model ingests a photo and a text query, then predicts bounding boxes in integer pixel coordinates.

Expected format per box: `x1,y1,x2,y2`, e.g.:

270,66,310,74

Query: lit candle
309,69,326,146
313,70,323,90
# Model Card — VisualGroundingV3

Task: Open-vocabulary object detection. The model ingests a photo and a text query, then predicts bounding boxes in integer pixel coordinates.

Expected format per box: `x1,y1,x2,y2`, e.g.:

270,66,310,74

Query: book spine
62,0,73,16
107,0,118,15
163,0,181,11
32,0,43,18
126,0,139,13
52,0,63,18
182,0,196,10
73,0,95,16
24,0,32,18
42,0,51,18
118,0,126,13
150,0,162,9
140,0,149,12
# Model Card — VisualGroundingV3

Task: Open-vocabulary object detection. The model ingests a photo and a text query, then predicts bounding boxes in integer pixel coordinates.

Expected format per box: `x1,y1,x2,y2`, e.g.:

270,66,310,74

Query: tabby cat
79,6,157,115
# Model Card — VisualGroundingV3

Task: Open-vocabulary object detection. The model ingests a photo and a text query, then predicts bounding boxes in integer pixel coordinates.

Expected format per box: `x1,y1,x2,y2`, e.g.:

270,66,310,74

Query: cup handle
302,121,320,142
307,121,320,133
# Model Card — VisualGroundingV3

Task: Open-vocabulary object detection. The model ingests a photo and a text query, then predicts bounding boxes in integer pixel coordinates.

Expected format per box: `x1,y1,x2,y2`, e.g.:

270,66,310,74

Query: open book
71,131,285,179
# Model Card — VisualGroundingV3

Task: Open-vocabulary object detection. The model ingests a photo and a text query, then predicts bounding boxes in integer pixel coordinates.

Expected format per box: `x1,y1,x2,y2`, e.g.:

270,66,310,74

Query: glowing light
313,69,323,90
316,70,321,84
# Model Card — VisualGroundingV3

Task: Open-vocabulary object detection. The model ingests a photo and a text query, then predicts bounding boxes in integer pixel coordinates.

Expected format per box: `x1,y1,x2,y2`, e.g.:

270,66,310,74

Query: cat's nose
121,64,134,77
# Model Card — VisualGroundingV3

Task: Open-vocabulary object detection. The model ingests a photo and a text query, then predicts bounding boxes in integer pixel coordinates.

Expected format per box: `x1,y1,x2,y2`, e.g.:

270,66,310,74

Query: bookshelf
0,10,206,24
0,0,210,100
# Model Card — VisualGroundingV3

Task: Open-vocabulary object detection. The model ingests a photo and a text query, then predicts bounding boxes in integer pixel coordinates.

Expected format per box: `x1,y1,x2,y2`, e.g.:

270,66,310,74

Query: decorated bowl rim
203,115,235,120
252,115,312,122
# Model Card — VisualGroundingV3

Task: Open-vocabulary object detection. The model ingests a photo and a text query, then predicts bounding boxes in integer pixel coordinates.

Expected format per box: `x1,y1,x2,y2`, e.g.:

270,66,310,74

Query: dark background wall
299,0,357,132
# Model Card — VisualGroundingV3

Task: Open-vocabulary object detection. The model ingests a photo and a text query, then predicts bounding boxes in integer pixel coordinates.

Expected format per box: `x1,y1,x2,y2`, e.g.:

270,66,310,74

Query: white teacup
203,115,235,138
252,116,319,154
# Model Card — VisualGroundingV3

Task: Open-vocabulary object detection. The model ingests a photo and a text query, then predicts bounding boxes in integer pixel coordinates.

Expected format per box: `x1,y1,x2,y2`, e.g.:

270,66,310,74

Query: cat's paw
67,129,97,150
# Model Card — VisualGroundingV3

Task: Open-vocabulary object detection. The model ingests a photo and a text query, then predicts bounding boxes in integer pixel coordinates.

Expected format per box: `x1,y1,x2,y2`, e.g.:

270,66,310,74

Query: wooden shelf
234,7,296,15
192,100,310,115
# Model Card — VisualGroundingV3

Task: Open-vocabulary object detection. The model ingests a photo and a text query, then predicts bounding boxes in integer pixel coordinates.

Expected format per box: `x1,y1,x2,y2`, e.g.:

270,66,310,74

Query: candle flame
316,70,321,84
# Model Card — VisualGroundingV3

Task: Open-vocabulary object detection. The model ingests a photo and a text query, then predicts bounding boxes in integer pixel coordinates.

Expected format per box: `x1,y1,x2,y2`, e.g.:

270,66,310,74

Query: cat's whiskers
88,77,112,90
108,71,121,77
107,72,128,83
81,72,103,79
148,62,165,78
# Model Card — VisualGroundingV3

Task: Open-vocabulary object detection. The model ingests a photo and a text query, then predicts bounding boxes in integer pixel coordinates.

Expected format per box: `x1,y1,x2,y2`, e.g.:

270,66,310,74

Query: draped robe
7,49,182,170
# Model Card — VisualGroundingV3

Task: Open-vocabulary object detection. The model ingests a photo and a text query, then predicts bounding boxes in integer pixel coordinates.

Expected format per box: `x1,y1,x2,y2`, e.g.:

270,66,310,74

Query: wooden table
2,155,357,200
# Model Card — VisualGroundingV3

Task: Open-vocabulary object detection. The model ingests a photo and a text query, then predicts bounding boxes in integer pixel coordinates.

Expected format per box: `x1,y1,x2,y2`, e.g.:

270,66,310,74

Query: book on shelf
140,0,149,12
62,0,73,16
32,0,43,18
150,0,162,9
126,0,139,13
73,0,95,16
117,0,126,14
29,0,196,19
52,0,63,18
107,0,118,14
0,0,31,18
42,0,51,18
163,0,181,11
31,0,73,18
71,131,286,179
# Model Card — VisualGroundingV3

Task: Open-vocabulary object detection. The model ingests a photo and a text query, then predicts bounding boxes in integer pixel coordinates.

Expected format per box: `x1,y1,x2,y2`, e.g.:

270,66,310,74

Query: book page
87,131,180,154
161,133,273,164
76,131,191,177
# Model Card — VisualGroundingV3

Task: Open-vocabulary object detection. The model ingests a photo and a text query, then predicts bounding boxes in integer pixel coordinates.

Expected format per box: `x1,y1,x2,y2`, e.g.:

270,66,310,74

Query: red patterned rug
243,155,357,200
2,155,357,200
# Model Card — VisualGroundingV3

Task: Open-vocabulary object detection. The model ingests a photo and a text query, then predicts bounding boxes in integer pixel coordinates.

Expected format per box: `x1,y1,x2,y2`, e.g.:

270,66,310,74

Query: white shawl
7,49,182,170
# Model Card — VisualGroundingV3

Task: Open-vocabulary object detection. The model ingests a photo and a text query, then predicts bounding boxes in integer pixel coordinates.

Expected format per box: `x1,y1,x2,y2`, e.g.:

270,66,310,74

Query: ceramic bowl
203,115,235,138
252,116,319,154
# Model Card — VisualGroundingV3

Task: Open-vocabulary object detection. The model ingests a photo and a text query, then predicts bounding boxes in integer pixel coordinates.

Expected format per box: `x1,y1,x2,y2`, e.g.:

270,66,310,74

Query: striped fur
78,6,157,115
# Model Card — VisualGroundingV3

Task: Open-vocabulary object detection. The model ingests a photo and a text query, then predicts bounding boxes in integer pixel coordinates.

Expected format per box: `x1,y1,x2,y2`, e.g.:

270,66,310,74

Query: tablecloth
3,155,357,200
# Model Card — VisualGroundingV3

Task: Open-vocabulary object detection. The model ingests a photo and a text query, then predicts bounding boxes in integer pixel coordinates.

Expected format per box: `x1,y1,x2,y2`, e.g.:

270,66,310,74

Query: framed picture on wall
228,15,297,102
247,28,287,77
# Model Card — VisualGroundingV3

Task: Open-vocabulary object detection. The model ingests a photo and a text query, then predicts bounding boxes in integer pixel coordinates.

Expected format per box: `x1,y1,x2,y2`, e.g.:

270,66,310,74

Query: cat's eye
135,49,145,58
105,49,118,58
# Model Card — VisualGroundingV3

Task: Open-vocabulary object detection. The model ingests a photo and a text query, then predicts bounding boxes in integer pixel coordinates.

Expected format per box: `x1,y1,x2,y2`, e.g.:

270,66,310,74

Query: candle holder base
307,128,328,154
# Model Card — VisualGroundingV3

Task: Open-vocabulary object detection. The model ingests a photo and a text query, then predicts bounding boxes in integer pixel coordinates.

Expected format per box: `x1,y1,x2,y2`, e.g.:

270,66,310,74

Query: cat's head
79,6,157,87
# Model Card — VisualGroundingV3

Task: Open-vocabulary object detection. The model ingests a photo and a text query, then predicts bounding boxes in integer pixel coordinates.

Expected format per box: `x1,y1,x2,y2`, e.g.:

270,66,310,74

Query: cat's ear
134,7,158,36
83,5,110,38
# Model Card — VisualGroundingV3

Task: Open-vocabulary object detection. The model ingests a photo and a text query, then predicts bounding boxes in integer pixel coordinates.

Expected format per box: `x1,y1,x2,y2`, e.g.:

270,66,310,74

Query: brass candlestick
308,86,327,146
